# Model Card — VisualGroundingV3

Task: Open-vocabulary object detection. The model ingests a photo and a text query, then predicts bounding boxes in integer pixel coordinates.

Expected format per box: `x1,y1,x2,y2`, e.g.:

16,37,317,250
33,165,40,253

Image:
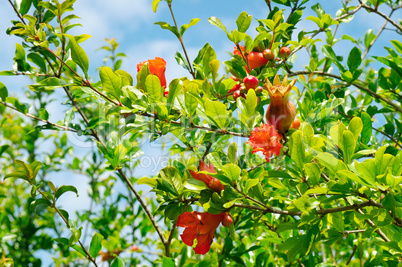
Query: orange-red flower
137,57,167,89
247,124,282,162
264,74,296,133
233,46,268,71
177,211,225,255
190,161,224,192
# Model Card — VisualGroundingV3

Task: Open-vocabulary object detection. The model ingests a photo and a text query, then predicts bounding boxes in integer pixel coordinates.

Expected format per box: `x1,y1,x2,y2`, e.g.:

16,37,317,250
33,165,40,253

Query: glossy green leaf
167,78,183,113
228,142,237,164
185,82,198,116
145,75,163,103
99,66,122,101
0,82,8,101
162,256,176,267
180,18,200,36
322,45,337,61
289,131,304,170
152,0,162,12
340,130,355,164
89,232,104,258
155,21,180,38
65,34,89,77
30,198,52,212
20,0,33,15
204,100,229,129
222,164,240,182
236,11,252,33
347,47,362,72
208,16,228,34
348,117,363,142
55,185,79,200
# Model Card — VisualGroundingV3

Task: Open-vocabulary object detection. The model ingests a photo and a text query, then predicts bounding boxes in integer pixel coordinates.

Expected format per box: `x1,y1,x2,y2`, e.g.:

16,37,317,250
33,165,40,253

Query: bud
290,118,300,130
255,86,263,94
233,90,241,100
221,212,233,227
243,75,259,89
279,47,291,59
263,49,275,61
264,74,296,133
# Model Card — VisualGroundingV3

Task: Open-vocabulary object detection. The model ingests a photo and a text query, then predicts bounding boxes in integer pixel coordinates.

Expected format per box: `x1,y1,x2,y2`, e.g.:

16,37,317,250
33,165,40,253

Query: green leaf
71,244,87,257
340,130,356,164
29,77,72,91
167,78,183,113
236,11,252,33
311,3,324,18
347,47,362,72
155,21,180,38
222,164,241,182
55,185,79,200
20,0,33,15
162,257,176,267
110,257,125,267
89,232,104,259
391,40,402,55
304,163,321,185
289,131,304,170
30,198,52,212
204,100,229,129
306,16,322,29
180,18,200,36
152,0,162,12
65,34,89,77
322,45,337,61
145,75,163,102
208,17,228,34
185,82,198,116
327,213,344,232
315,152,347,176
348,117,363,142
4,171,29,182
337,170,373,187
228,142,237,164
0,82,8,101
99,66,122,101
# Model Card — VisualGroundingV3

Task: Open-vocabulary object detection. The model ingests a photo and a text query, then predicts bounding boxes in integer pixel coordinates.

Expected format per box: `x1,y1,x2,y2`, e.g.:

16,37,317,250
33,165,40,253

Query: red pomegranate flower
233,46,268,71
177,211,225,255
264,74,296,133
137,57,167,90
247,124,282,162
190,161,225,192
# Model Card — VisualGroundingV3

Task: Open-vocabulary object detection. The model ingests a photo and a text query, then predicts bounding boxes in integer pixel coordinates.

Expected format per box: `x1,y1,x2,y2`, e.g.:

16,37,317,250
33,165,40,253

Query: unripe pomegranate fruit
233,90,241,100
264,74,296,133
229,83,241,93
279,47,291,59
290,118,300,130
263,49,275,61
222,212,233,227
208,178,225,192
243,75,259,89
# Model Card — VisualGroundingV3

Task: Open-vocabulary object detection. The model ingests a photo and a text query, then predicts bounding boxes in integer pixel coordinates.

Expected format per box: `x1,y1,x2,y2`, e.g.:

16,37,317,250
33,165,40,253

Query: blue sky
0,0,401,264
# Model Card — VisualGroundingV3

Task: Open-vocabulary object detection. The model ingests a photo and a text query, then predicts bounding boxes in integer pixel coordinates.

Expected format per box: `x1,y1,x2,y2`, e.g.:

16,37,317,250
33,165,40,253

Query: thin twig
361,12,391,60
1,101,78,133
7,0,26,24
288,70,402,114
359,1,402,32
167,2,195,79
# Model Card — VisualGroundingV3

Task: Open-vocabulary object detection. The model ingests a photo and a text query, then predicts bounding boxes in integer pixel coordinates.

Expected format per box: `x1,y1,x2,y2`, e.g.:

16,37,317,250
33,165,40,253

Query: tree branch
0,101,78,133
288,70,402,114
359,1,402,32
7,0,26,24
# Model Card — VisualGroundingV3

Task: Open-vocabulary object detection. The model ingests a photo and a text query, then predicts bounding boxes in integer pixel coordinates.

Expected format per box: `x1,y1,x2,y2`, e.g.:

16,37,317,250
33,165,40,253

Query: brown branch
46,48,120,106
359,1,402,32
7,0,26,24
138,112,249,138
1,101,78,133
361,16,389,60
288,70,402,114
167,2,195,79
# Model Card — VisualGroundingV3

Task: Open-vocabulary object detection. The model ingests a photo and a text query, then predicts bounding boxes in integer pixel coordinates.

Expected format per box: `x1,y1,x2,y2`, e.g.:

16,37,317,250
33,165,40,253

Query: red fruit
263,49,275,61
290,119,300,130
130,245,140,251
247,51,268,70
279,47,291,59
233,90,241,100
222,212,233,227
243,75,259,89
229,83,241,93
208,178,225,192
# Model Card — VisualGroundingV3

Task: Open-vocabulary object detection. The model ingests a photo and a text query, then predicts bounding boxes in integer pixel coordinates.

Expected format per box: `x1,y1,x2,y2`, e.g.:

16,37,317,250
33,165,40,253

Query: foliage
1,0,402,266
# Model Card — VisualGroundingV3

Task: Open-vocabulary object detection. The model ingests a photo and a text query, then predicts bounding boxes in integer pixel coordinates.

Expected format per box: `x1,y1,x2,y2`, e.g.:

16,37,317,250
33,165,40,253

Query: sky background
0,0,401,265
